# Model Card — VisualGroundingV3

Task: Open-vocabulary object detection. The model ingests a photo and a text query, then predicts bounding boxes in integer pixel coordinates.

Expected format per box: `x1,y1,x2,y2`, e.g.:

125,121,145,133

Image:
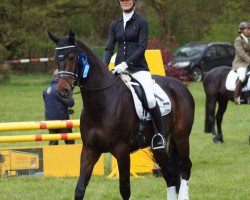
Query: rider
233,22,250,104
103,0,166,150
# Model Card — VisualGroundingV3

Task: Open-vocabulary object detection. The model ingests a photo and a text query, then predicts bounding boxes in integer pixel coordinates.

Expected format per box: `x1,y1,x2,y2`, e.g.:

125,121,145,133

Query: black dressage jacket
103,12,149,73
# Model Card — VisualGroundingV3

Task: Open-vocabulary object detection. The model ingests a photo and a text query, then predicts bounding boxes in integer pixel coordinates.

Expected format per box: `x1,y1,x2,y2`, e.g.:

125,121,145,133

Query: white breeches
131,71,156,109
236,67,247,82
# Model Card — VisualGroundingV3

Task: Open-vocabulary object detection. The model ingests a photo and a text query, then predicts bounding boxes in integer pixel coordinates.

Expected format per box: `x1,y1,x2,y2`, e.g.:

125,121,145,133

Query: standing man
43,69,75,145
233,22,250,104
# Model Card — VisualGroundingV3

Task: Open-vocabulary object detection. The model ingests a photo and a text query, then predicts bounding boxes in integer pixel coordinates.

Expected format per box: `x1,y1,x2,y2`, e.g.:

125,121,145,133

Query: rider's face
119,0,134,11
243,28,250,37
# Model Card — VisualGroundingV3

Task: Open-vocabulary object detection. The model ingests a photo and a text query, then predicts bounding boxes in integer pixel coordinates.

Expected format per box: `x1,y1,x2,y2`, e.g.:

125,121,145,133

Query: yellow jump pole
0,133,81,143
0,120,80,132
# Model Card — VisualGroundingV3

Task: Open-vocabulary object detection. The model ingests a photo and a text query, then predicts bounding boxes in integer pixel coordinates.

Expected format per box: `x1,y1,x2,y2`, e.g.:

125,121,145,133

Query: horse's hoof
213,138,224,144
213,140,222,144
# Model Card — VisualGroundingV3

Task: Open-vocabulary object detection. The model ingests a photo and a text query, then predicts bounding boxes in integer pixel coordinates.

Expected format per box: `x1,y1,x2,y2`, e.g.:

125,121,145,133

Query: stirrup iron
151,133,166,150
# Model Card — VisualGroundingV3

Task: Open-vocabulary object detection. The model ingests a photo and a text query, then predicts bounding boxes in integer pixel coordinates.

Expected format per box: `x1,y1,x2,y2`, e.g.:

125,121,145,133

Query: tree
203,0,250,43
1,0,249,71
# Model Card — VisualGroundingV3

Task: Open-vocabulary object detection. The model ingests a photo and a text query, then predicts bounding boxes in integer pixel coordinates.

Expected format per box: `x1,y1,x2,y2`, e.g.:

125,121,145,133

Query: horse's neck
81,80,123,120
78,41,118,113
79,41,113,88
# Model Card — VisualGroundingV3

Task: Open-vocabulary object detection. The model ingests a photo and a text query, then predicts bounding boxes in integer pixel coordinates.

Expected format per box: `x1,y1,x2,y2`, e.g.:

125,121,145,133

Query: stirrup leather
151,133,166,150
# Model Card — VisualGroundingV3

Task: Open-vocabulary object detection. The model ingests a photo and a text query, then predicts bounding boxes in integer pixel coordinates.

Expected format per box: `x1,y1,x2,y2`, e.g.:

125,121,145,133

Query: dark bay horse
203,66,250,143
48,30,195,200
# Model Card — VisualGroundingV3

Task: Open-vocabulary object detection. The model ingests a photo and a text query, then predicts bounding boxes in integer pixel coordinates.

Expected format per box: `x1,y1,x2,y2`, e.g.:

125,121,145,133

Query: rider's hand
112,62,128,74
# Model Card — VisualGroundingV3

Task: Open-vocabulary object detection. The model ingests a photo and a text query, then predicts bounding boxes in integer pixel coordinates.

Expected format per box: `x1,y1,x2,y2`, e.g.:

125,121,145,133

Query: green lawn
0,74,249,199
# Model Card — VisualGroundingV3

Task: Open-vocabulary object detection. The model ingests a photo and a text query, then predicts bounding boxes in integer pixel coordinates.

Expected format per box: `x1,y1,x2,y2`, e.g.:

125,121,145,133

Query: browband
55,45,76,50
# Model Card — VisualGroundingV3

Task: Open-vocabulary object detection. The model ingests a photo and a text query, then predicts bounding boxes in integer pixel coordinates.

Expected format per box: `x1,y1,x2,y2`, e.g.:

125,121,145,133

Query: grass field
0,74,249,200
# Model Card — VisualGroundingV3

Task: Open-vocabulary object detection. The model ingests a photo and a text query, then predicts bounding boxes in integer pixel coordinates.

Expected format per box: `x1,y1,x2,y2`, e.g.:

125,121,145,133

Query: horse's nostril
57,88,72,100
62,88,69,96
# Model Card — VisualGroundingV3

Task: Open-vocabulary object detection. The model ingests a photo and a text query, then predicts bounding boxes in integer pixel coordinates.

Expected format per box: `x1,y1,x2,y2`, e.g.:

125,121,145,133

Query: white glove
112,62,128,74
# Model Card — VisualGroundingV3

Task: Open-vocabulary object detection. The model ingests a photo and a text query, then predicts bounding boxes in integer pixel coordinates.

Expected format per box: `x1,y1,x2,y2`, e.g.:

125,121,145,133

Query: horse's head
48,30,80,99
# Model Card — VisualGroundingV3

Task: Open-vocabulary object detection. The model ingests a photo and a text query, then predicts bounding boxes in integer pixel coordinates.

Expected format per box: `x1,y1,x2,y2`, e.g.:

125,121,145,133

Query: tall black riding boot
149,103,166,150
234,80,243,105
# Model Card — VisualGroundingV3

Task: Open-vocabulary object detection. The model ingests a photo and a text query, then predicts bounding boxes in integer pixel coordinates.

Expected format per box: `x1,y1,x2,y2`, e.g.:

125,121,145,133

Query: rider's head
117,0,136,13
238,22,250,34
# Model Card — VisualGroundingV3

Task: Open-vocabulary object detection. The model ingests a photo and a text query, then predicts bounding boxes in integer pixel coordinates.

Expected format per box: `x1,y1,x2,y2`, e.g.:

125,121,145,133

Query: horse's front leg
75,146,101,200
214,98,228,143
114,144,131,200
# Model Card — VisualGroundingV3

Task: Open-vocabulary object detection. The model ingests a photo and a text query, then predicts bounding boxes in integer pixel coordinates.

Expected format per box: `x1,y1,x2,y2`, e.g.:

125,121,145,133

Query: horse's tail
168,135,181,192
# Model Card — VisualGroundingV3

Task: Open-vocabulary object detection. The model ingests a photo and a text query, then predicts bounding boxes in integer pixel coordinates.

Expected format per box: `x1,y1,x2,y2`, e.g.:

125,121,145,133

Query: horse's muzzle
57,88,73,100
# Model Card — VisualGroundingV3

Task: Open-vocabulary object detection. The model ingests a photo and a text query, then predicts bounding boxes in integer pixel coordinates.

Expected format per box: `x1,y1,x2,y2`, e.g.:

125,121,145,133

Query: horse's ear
47,30,59,45
69,29,75,45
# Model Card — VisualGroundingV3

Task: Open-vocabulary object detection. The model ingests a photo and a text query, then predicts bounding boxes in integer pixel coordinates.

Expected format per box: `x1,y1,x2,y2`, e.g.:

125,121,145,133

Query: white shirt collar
123,11,134,29
241,33,249,43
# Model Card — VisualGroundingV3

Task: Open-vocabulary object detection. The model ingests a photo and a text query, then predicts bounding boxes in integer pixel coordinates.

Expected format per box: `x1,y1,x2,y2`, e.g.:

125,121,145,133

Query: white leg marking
167,186,178,200
178,179,189,200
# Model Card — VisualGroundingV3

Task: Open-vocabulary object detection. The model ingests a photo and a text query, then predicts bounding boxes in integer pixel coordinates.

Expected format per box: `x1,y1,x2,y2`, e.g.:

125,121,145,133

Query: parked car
172,42,235,82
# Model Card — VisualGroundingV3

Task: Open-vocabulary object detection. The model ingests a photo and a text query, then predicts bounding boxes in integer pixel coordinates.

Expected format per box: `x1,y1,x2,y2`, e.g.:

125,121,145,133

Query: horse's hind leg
114,144,131,200
75,147,101,200
205,95,218,140
153,136,179,200
173,131,192,200
214,98,228,143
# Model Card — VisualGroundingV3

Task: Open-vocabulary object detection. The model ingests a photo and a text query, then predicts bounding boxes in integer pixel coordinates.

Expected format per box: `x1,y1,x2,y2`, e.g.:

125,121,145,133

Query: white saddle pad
120,74,171,120
225,70,250,92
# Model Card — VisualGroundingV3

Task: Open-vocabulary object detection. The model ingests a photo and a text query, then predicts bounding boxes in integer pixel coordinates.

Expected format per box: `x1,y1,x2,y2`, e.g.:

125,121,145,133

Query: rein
71,75,121,94
80,75,120,91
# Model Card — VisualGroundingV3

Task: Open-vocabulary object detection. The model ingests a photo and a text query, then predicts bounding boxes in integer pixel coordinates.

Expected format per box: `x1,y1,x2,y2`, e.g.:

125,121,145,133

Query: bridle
55,45,120,92
55,45,80,90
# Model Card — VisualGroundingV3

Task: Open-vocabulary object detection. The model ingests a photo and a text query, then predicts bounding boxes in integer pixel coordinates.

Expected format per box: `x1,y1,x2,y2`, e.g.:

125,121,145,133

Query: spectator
43,69,75,145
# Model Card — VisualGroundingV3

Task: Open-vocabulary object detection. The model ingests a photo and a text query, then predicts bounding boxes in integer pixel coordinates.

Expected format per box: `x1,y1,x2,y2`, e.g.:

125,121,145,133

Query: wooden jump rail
0,120,80,132
0,133,81,143
0,120,154,177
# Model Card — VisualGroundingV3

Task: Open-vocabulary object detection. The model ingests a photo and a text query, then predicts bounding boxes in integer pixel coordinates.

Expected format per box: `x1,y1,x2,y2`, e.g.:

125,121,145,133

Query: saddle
225,67,250,92
120,74,171,120
119,73,171,151
225,66,250,104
